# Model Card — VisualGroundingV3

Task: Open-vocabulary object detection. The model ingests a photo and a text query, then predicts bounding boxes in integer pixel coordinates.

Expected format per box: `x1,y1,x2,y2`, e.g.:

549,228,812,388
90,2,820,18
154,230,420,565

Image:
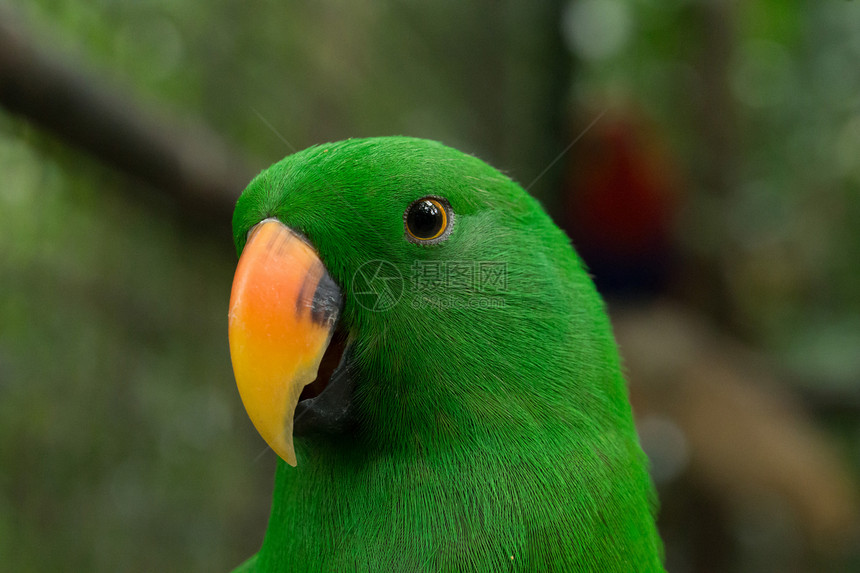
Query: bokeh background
2,1,859,571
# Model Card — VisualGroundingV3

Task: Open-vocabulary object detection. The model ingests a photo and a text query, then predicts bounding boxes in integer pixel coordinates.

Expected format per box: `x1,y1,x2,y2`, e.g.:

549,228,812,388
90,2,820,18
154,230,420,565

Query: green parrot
227,137,663,572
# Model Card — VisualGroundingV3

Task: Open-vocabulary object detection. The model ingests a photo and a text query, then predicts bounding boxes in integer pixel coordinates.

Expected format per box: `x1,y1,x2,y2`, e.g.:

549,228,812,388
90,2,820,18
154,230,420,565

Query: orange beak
228,219,341,466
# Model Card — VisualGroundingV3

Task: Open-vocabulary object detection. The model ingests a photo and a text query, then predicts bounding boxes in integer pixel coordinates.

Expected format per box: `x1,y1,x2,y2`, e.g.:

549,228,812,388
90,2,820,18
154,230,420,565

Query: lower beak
228,219,342,466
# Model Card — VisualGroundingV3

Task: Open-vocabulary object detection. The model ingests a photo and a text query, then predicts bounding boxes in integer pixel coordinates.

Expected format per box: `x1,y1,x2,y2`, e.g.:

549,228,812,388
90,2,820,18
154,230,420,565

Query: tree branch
0,7,255,225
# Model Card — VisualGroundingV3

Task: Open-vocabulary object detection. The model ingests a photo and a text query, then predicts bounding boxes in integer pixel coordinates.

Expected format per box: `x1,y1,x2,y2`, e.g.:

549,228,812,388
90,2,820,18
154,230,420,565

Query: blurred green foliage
2,0,860,571
0,115,271,570
565,0,860,386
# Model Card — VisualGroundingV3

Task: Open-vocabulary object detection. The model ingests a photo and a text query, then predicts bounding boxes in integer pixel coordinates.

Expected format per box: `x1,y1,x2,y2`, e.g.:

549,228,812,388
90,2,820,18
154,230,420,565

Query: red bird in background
561,108,681,299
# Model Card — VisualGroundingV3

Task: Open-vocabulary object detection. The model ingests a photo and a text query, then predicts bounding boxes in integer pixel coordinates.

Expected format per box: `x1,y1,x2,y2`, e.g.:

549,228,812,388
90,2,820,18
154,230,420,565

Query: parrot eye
404,197,453,244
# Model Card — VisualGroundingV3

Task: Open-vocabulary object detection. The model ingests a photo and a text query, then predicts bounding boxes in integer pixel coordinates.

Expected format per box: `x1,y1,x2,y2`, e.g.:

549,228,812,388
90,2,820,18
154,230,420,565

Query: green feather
231,137,663,571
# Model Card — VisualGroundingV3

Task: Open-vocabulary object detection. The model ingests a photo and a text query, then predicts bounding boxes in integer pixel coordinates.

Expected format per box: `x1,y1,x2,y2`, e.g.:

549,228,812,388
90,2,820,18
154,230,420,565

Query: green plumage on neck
231,137,663,572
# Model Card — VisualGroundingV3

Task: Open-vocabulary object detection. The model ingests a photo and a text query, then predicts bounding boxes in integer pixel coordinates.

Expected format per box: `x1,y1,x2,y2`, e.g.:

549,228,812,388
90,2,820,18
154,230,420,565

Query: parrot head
227,137,662,570
229,136,625,465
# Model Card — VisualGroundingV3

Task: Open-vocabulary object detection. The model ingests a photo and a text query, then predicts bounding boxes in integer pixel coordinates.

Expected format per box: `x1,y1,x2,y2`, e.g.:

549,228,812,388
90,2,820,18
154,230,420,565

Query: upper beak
228,219,342,466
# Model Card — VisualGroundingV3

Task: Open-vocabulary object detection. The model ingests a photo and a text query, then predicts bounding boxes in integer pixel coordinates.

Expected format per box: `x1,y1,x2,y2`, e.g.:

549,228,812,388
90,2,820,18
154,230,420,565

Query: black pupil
408,200,443,239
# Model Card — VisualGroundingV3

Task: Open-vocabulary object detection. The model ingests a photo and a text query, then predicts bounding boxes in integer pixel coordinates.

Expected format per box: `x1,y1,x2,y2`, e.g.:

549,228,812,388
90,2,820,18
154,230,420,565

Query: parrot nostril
310,270,343,327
